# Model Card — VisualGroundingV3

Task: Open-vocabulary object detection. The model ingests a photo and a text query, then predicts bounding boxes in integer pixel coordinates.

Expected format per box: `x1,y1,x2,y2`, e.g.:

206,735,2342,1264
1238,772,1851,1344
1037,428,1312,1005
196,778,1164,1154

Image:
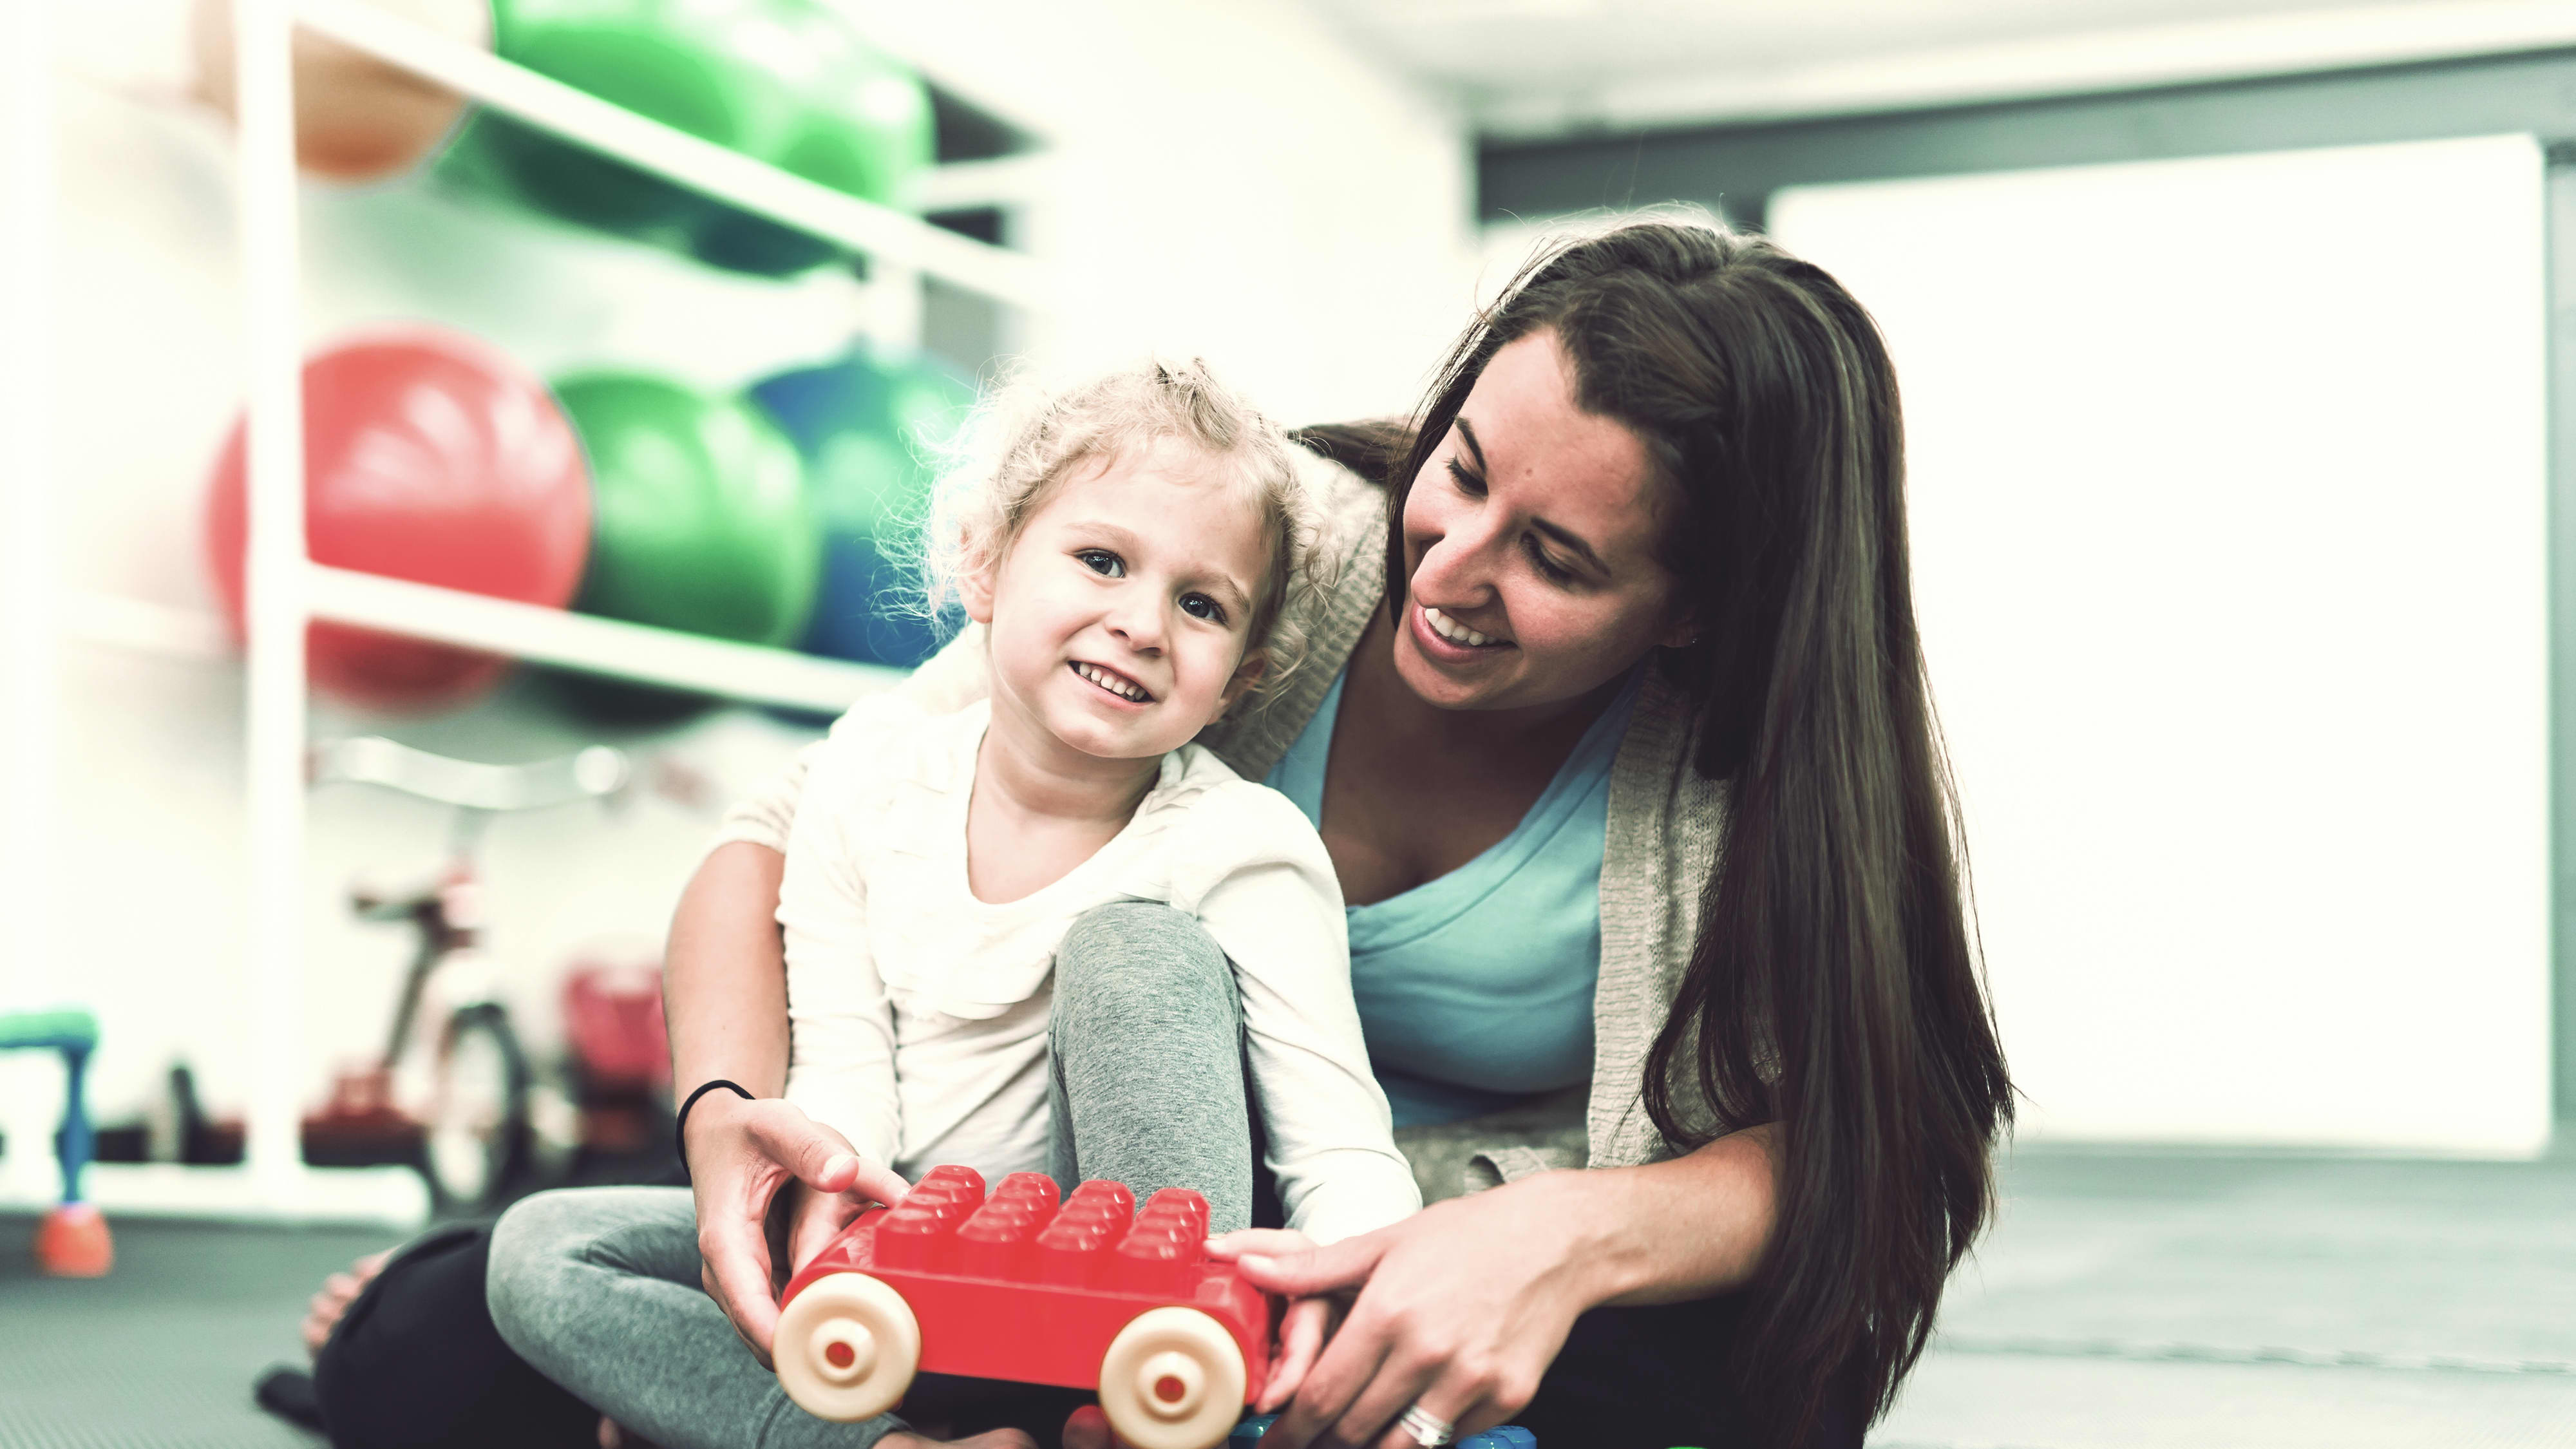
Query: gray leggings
487,902,1253,1449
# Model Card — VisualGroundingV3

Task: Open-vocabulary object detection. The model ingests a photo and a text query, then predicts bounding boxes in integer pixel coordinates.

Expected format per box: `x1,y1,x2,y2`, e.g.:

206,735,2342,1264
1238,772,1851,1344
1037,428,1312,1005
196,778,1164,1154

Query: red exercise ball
204,329,592,713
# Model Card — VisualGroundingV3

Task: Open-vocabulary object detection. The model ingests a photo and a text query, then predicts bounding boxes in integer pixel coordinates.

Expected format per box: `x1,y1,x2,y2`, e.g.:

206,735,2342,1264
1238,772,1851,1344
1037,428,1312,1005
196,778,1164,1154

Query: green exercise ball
444,0,932,278
687,8,933,276
548,372,820,723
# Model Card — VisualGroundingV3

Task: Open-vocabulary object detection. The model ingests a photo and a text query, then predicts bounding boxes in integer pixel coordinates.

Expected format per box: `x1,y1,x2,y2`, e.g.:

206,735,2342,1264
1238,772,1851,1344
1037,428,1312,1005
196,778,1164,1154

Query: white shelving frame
4,0,1041,1222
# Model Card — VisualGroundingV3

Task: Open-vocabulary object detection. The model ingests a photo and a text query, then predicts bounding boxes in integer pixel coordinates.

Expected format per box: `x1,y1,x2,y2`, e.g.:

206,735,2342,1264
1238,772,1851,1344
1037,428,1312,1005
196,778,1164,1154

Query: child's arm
776,743,904,1180
1185,785,1422,1245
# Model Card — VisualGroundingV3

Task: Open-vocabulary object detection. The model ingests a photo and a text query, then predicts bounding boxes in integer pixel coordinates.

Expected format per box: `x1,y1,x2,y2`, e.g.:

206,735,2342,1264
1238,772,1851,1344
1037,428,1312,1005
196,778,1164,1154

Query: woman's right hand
1205,1228,1342,1412
682,1090,910,1365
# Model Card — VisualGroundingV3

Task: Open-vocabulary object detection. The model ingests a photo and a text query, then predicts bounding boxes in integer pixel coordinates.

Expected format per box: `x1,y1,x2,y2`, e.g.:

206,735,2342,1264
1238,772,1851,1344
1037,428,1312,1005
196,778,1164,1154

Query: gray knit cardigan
716,449,1731,1198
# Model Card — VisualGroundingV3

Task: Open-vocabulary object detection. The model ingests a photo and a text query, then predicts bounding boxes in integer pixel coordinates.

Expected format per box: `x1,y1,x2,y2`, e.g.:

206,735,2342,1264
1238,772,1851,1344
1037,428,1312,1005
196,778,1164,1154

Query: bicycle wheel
425,1003,532,1209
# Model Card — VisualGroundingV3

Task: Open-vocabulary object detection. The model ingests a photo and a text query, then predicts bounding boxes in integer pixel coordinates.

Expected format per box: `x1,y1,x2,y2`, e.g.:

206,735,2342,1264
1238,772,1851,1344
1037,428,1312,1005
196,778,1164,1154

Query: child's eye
1075,549,1124,578
1179,593,1227,625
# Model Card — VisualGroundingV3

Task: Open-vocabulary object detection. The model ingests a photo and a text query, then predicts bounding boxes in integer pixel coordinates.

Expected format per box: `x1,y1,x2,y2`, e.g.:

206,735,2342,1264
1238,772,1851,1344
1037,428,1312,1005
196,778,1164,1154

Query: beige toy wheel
772,1272,922,1422
1096,1305,1247,1449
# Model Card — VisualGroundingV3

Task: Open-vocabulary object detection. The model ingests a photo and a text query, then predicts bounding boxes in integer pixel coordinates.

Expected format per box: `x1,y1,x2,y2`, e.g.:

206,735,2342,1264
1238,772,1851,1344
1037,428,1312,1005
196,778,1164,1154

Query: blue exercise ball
748,347,974,670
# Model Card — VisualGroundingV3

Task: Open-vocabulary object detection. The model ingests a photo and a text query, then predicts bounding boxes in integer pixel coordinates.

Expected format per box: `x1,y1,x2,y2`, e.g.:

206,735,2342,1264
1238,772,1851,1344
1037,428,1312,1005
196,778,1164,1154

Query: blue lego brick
1229,1416,1535,1446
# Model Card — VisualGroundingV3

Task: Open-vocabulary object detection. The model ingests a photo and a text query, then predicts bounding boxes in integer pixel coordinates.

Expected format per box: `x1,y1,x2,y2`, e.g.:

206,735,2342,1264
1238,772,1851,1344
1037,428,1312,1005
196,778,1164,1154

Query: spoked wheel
424,1003,531,1209
774,1272,922,1421
1097,1306,1247,1449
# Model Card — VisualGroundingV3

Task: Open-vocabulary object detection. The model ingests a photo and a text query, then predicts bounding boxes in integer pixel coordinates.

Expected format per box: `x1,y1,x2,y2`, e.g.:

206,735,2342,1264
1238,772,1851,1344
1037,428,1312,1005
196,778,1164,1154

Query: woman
516,219,2017,1449
422,220,2009,1449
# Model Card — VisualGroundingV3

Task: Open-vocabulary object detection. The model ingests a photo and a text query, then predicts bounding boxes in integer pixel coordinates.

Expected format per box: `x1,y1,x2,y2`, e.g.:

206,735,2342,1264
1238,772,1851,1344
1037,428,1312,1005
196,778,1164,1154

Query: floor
1,1149,2570,1449
1875,1150,2576,1449
0,1211,379,1449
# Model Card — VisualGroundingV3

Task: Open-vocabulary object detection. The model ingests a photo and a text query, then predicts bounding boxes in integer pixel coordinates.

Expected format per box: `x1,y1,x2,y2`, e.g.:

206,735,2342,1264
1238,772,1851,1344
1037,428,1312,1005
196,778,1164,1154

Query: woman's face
1392,328,1693,714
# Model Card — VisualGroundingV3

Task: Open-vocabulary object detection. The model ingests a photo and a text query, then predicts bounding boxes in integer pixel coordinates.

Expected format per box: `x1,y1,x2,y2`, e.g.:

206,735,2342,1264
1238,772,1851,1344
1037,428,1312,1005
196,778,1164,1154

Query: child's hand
1206,1227,1345,1412
782,1155,897,1275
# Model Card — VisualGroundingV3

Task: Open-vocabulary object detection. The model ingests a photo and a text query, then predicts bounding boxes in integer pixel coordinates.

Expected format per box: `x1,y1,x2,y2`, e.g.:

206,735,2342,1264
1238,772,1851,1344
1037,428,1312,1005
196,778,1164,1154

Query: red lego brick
775,1167,1271,1449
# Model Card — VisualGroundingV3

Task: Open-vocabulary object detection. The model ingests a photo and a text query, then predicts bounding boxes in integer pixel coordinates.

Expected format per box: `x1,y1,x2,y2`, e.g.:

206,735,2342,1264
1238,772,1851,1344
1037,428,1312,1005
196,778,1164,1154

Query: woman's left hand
1227,1174,1606,1449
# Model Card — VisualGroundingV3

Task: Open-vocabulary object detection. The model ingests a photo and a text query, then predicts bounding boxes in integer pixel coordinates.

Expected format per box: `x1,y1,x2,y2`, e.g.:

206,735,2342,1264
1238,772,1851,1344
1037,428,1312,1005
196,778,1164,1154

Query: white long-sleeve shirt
776,696,1419,1245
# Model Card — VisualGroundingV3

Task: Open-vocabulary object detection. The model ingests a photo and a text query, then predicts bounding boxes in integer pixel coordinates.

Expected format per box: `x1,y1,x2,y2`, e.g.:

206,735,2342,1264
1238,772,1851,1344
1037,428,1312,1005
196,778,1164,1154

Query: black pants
312,1222,596,1449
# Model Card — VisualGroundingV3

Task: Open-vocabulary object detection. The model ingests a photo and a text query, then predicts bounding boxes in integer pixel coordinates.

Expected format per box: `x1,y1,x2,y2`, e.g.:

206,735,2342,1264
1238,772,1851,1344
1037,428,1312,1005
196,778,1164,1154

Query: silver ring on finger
1397,1404,1457,1447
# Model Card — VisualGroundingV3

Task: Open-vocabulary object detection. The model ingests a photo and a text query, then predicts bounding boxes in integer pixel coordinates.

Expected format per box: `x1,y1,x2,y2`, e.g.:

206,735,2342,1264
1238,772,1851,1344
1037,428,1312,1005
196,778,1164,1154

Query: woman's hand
780,1158,885,1278
1205,1228,1345,1412
683,1090,909,1365
1228,1175,1614,1449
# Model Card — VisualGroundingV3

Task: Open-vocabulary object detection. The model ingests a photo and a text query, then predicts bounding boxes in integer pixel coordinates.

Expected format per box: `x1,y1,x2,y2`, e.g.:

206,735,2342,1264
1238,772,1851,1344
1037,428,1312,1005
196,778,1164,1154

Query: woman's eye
1445,459,1487,496
1075,549,1124,577
1179,593,1227,624
1525,536,1576,585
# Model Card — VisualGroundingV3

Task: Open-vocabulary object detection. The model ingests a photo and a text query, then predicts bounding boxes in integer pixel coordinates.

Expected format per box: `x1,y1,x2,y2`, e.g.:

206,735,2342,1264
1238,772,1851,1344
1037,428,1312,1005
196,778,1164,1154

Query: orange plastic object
34,1203,113,1278
204,329,593,712
780,1166,1270,1408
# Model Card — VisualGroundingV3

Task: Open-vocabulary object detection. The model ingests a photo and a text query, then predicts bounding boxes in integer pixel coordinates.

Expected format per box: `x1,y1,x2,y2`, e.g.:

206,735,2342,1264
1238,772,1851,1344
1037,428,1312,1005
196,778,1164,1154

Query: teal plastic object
444,0,934,277
0,1009,100,1205
1228,1417,1534,1446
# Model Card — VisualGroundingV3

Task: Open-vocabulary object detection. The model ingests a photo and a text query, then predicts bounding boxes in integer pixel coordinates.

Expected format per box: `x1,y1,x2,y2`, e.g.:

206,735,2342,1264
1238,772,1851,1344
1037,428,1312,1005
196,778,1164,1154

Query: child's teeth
1077,663,1146,701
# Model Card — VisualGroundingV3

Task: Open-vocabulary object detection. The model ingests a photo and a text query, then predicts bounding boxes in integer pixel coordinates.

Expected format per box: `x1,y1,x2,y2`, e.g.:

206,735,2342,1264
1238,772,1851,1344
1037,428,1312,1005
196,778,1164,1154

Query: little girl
775,359,1419,1256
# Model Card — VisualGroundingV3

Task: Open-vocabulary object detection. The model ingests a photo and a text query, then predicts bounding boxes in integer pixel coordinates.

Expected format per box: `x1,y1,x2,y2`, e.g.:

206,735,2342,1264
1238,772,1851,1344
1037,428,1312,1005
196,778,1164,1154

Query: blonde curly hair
916,357,1319,694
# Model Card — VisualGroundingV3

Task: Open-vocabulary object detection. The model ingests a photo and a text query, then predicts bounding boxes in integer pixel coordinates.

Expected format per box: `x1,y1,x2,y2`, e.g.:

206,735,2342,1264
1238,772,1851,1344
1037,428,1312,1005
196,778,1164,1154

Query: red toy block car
775,1165,1273,1449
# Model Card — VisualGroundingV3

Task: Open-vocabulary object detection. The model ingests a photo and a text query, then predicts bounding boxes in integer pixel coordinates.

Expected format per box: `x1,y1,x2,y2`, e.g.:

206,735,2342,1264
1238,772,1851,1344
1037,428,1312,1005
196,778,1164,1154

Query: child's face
966,438,1272,762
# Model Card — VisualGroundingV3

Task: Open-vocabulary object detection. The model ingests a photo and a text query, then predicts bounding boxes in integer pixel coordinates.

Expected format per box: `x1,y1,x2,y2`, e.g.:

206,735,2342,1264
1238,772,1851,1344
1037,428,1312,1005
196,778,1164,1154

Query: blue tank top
1265,666,1642,1127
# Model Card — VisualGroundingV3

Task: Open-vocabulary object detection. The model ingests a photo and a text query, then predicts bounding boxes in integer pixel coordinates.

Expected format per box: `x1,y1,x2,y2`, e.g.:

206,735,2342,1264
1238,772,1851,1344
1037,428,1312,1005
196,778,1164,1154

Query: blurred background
4,1,2575,1446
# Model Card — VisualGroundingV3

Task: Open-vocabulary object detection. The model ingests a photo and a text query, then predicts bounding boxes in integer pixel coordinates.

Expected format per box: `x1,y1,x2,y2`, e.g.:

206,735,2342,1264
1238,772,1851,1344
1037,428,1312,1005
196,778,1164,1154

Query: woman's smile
1408,601,1514,667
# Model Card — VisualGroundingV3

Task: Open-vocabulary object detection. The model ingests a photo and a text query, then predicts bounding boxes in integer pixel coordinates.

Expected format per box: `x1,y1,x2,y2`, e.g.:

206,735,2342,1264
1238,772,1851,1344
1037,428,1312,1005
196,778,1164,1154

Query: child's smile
965,435,1274,766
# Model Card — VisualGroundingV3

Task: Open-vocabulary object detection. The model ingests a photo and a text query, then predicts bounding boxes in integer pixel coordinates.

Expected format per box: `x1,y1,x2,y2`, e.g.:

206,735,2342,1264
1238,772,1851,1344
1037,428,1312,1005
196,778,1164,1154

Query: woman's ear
1657,611,1701,651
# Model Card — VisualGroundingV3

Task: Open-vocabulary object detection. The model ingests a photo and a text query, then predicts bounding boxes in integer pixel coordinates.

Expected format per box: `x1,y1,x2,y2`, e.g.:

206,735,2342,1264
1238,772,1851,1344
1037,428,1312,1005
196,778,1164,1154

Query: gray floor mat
0,1213,395,1449
1879,1149,2576,1448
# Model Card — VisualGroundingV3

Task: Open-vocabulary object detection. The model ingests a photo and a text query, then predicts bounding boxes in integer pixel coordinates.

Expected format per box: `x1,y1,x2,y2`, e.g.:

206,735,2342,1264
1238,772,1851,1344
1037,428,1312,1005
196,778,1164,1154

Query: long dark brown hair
1303,222,2011,1443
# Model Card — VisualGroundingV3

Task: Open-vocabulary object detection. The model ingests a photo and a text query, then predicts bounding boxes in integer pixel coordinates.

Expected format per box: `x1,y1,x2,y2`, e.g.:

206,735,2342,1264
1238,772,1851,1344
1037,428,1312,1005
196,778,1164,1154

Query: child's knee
1057,902,1231,1021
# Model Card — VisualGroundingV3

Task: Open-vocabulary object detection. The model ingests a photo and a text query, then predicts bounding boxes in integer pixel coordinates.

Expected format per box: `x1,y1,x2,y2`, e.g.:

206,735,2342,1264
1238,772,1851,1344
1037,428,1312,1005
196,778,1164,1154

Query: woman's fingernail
1240,1254,1273,1272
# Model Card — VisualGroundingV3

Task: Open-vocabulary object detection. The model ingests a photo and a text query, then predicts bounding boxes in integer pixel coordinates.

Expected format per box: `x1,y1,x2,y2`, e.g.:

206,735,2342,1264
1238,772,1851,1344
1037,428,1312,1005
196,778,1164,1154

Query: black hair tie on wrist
675,1079,756,1180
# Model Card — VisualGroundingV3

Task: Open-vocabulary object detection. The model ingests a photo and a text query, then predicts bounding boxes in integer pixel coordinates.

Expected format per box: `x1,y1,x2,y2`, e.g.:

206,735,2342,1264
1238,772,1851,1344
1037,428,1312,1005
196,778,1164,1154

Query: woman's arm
1226,1123,1777,1449
667,841,792,1102
665,841,907,1364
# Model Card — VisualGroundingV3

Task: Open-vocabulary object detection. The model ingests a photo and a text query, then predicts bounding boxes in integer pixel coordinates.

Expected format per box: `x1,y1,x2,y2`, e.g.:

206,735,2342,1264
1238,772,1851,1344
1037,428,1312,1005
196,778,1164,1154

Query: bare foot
1059,1406,1120,1449
301,1249,393,1357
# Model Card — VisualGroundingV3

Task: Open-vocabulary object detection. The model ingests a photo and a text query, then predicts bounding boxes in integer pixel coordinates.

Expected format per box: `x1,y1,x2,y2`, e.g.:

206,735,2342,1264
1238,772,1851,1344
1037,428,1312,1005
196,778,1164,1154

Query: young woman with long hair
320,220,2012,1449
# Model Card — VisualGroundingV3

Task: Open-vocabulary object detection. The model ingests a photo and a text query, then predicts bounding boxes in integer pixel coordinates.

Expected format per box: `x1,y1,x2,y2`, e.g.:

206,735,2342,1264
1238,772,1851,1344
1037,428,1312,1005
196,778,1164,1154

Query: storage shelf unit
6,0,1042,1220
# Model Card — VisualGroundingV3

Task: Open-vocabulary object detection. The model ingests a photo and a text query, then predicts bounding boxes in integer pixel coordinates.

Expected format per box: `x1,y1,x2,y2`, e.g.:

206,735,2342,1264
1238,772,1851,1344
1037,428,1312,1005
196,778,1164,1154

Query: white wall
16,0,1474,1135
829,0,1477,425
1770,134,2552,1155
